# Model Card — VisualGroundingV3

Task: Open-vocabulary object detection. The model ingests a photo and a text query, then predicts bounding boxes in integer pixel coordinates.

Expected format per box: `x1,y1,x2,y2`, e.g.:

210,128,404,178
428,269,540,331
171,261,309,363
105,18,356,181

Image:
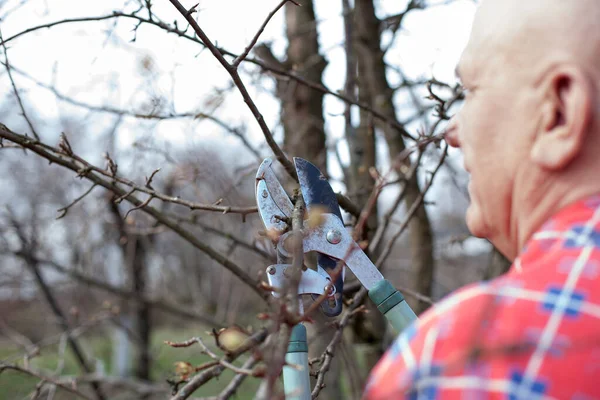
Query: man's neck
516,175,600,258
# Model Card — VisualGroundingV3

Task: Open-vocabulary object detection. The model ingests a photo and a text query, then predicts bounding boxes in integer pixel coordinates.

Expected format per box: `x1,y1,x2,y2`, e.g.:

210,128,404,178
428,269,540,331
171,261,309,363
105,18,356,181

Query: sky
0,0,485,253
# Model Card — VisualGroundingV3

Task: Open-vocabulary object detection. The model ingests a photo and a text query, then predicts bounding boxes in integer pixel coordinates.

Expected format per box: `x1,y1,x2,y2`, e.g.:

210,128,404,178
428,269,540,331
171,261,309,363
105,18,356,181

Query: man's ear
530,66,593,170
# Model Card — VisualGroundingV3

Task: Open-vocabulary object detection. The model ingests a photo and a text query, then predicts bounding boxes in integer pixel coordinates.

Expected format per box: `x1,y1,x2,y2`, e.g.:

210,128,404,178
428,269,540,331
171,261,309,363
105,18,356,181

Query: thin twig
63,132,259,215
0,364,92,400
375,143,449,269
170,329,268,400
165,337,258,376
232,0,292,67
311,292,368,398
0,28,40,140
124,194,155,219
166,212,273,260
56,183,98,219
216,355,260,400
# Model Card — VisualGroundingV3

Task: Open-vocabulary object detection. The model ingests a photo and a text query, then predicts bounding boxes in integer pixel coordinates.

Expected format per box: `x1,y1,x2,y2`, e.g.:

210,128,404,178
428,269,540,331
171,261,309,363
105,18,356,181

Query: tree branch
0,125,266,300
170,329,268,400
232,0,293,68
0,363,93,400
0,27,40,140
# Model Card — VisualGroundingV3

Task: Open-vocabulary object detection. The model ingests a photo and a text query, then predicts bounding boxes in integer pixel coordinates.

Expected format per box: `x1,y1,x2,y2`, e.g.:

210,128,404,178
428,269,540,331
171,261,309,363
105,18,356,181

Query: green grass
0,325,261,400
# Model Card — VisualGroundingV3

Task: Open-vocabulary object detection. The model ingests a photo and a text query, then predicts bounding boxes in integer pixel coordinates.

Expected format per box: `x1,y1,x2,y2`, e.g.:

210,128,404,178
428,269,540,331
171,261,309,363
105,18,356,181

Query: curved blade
256,158,293,234
294,158,342,220
294,157,344,317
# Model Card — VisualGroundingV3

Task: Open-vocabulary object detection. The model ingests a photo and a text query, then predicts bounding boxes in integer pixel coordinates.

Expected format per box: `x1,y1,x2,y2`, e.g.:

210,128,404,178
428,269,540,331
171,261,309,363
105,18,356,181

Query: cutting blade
294,157,344,316
256,158,293,234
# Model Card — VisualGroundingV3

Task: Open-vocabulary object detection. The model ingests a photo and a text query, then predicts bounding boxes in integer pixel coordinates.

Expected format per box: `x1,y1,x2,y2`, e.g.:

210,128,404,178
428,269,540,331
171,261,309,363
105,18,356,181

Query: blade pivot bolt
326,230,342,244
324,284,335,295
267,266,276,275
262,190,268,198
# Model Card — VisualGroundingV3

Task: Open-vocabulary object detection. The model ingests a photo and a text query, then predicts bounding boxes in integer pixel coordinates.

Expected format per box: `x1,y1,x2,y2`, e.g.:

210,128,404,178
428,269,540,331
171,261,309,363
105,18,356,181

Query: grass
0,325,261,400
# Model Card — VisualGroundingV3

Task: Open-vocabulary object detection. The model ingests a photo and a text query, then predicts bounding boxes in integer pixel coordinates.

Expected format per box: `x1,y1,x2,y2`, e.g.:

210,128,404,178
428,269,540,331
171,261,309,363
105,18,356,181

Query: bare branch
216,355,260,400
165,336,259,376
0,27,40,140
232,0,292,68
375,143,449,269
0,364,92,400
311,295,368,398
167,212,273,260
170,329,268,400
0,125,266,300
124,194,155,219
46,131,259,216
56,183,98,219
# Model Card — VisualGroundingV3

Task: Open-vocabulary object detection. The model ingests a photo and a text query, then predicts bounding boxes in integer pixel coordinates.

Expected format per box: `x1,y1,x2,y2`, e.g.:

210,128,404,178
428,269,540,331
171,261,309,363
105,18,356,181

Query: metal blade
256,158,293,234
256,158,293,217
294,157,344,316
256,180,288,233
294,158,342,220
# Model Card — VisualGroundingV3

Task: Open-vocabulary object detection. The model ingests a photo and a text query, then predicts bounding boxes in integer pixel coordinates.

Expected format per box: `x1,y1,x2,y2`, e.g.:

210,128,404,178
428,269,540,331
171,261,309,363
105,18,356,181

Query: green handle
283,324,311,400
368,279,418,334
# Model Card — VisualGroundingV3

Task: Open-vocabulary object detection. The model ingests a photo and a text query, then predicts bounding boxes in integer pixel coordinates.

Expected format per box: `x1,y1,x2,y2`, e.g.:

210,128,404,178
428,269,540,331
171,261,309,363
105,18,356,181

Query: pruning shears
256,157,418,400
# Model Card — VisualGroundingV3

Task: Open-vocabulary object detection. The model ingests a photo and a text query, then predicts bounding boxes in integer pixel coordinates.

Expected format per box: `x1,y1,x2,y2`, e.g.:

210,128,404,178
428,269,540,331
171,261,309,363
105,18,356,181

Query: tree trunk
280,1,328,172
109,200,151,384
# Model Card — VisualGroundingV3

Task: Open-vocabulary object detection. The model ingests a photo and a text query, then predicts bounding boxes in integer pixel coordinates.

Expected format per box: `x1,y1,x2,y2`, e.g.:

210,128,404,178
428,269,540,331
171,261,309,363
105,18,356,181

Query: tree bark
109,200,151,384
280,1,328,172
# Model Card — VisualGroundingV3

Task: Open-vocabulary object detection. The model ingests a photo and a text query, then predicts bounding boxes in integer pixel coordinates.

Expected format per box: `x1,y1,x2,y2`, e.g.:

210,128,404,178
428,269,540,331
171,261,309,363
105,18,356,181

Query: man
364,0,600,398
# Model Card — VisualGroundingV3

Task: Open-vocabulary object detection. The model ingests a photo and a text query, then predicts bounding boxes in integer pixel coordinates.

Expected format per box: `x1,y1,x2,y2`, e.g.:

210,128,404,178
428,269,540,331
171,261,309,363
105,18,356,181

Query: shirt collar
512,194,600,274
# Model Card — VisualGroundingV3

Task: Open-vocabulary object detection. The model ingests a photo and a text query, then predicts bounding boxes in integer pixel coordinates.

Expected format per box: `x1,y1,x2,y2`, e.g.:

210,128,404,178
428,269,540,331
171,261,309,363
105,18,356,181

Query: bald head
468,0,600,74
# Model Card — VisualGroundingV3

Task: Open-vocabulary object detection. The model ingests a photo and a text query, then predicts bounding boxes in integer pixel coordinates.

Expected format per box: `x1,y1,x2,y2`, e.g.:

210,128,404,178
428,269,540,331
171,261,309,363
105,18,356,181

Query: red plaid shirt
364,195,600,400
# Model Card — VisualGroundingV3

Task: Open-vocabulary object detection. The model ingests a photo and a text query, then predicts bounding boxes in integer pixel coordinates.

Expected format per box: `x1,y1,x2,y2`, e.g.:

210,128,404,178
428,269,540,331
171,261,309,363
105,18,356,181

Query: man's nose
444,117,460,148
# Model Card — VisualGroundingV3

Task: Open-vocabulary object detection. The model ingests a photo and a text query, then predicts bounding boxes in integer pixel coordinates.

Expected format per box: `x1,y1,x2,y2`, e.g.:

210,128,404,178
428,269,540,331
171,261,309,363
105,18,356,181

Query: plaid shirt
364,195,600,400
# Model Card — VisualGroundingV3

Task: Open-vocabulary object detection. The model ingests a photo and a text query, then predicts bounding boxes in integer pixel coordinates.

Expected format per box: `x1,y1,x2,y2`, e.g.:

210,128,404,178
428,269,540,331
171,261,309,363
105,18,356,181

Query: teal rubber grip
287,323,308,353
368,279,417,334
283,324,311,400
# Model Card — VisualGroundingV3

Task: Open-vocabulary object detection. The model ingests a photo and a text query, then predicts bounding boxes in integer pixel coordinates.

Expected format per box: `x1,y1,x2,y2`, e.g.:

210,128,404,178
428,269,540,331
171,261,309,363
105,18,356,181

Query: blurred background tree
0,0,509,398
